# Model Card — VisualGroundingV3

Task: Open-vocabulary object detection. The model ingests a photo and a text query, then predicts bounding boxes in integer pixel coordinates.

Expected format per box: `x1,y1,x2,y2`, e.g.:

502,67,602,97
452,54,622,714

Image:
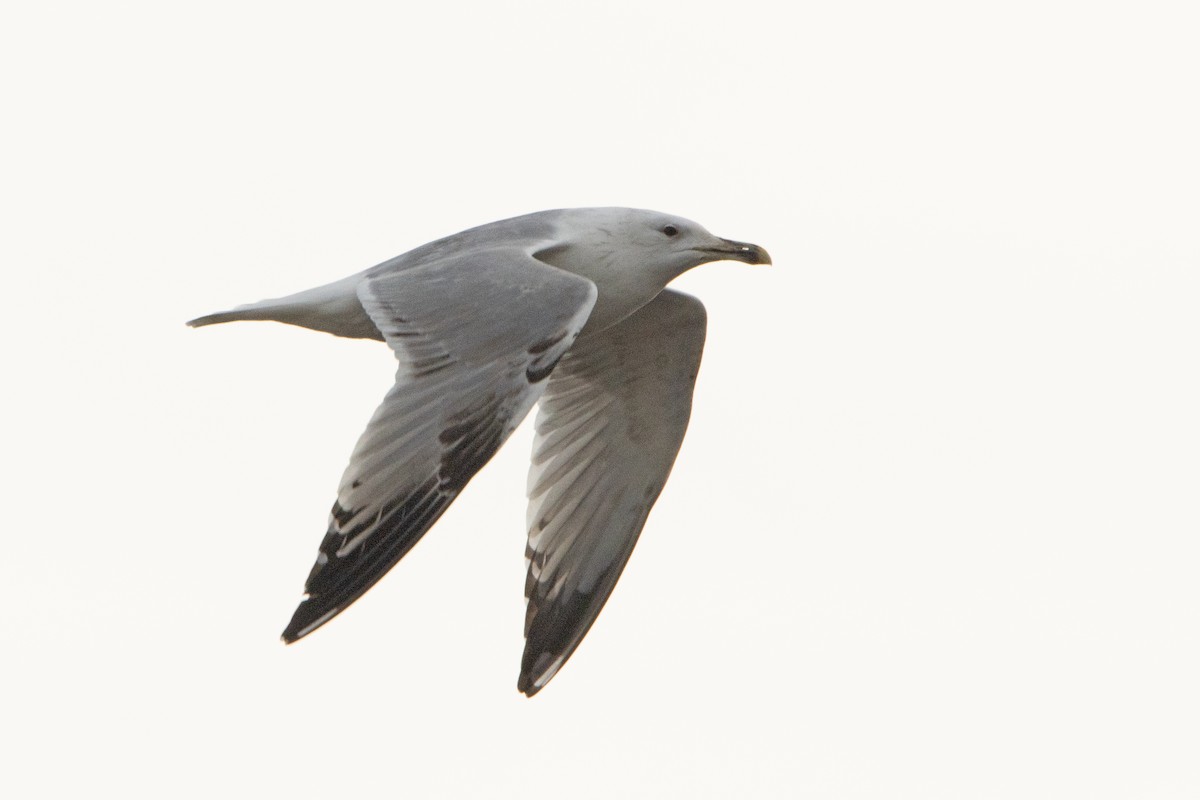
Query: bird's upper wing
282,248,597,642
520,289,707,694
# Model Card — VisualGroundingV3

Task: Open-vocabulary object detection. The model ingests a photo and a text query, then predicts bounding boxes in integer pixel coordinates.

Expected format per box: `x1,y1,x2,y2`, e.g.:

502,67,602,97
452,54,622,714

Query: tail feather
186,307,278,328
185,273,384,340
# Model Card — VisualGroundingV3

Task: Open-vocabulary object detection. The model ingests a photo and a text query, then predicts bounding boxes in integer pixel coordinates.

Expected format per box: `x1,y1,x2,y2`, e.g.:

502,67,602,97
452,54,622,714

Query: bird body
189,207,770,694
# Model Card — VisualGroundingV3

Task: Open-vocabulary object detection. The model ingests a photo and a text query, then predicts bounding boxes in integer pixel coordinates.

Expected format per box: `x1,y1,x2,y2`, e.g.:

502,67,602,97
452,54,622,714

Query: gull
188,208,771,695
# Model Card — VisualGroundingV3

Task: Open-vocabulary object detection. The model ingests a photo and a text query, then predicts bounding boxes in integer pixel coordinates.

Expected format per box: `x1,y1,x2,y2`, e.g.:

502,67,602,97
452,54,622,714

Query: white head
538,208,771,285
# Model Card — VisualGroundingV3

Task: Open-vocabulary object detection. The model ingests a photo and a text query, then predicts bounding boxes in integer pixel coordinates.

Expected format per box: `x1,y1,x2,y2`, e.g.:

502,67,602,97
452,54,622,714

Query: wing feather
519,289,707,694
282,248,596,642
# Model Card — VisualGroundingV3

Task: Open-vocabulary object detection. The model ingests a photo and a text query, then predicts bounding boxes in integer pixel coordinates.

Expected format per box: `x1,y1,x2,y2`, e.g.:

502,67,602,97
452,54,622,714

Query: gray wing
519,289,707,694
282,248,597,642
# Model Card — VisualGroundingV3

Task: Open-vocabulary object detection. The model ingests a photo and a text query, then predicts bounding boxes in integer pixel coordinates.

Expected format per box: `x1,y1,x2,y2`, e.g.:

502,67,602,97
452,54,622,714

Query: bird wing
282,248,597,642
520,289,707,694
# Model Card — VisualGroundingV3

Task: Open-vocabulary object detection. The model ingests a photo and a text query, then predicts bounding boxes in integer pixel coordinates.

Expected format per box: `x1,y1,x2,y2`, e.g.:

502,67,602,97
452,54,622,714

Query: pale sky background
3,1,1199,798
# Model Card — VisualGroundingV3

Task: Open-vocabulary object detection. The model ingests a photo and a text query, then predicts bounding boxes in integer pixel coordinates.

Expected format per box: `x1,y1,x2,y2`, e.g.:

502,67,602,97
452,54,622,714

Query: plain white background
3,1,1198,797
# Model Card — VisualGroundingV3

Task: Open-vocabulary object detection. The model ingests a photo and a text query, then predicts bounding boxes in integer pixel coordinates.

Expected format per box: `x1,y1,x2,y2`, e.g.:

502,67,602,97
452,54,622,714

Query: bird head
540,207,771,283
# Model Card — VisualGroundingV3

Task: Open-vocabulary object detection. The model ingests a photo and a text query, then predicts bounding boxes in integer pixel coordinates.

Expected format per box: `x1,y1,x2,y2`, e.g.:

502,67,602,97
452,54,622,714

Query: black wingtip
280,599,340,644
517,646,570,697
517,676,542,698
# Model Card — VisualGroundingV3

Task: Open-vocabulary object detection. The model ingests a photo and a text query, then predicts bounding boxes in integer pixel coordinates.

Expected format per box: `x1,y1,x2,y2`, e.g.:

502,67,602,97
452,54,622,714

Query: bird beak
694,238,772,265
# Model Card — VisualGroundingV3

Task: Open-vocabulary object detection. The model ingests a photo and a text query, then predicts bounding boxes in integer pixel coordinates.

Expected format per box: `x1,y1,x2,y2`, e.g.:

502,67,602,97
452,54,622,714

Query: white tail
186,273,384,341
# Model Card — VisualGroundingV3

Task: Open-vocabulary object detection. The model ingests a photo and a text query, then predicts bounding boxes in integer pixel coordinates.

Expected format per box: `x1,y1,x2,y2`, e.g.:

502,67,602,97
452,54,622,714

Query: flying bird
188,208,771,695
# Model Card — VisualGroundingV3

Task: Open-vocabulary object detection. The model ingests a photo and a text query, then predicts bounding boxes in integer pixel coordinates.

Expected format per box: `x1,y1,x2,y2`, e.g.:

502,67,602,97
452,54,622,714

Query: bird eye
662,225,679,237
